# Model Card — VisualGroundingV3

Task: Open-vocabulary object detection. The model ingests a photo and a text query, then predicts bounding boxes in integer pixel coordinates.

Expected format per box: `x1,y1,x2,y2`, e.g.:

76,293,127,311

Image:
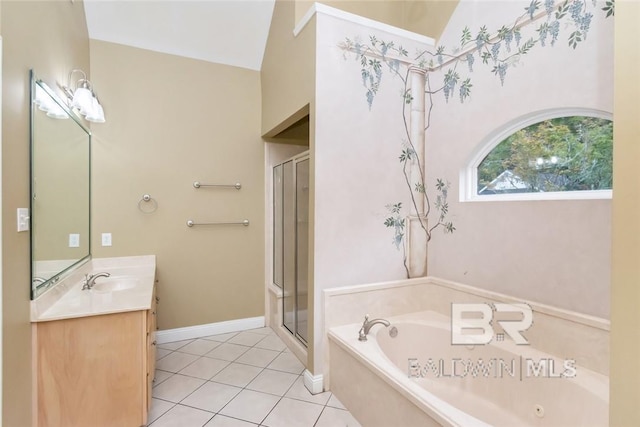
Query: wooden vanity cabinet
34,286,157,427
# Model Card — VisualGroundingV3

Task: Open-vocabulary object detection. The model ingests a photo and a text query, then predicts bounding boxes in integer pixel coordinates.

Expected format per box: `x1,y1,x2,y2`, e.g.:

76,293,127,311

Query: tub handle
389,326,398,338
358,315,369,341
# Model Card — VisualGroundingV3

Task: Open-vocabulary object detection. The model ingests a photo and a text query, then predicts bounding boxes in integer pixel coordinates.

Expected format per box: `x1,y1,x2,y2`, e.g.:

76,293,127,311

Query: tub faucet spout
358,314,391,341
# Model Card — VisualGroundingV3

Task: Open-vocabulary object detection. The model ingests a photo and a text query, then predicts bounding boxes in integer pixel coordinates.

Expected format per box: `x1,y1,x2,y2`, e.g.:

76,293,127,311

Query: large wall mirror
30,70,91,299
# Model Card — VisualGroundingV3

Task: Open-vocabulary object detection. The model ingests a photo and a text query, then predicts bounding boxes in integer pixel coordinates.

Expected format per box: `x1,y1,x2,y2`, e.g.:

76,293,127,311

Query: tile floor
149,327,361,427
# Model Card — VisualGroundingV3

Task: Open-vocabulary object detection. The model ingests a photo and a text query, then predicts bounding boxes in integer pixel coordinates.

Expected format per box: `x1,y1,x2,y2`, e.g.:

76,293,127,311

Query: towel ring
138,194,158,214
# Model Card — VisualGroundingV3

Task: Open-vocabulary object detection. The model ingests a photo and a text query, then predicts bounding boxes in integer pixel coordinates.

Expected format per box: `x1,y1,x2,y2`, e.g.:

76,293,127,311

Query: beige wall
294,0,458,40
89,40,265,330
261,0,318,370
403,0,459,39
261,0,316,137
610,1,640,424
1,1,90,425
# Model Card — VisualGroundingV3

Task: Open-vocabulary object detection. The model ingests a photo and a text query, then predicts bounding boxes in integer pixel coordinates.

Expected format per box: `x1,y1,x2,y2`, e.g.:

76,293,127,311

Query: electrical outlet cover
101,233,112,247
17,208,29,232
69,233,80,248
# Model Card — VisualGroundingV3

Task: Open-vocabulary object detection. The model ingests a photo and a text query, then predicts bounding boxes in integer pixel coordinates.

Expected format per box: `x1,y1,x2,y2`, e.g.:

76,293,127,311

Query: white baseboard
303,369,324,394
155,316,265,344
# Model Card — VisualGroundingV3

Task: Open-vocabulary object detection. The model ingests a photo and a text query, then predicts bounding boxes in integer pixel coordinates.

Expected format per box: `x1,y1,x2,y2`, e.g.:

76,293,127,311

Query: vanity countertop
31,255,156,322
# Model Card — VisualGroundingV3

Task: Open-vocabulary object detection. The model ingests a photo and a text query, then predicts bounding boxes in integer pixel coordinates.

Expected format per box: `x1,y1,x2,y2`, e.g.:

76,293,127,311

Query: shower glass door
282,160,295,335
274,154,309,346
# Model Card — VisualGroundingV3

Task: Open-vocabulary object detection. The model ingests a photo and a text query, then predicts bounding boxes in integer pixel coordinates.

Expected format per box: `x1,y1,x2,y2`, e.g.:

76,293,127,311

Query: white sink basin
92,278,140,293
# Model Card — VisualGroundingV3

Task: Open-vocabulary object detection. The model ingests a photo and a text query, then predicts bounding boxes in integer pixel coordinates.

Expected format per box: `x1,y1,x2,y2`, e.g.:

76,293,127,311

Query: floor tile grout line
161,352,213,375
148,403,214,427
257,385,328,427
204,341,299,425
151,368,246,426
244,370,306,399
149,394,339,427
153,328,326,426
254,368,303,426
151,333,231,426
158,329,284,359
171,340,224,357
157,337,197,352
161,339,252,377
155,363,303,386
192,338,276,416
213,413,261,426
153,371,343,427
147,398,177,426
312,402,329,427
153,334,255,419
160,349,294,387
173,401,217,415
208,358,271,423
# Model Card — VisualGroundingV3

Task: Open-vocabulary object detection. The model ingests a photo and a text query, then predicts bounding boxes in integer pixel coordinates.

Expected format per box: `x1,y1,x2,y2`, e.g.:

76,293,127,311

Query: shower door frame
273,152,309,347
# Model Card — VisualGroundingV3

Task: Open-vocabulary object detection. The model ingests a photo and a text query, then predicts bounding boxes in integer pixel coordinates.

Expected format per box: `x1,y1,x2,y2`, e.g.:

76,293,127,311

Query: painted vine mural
340,0,614,277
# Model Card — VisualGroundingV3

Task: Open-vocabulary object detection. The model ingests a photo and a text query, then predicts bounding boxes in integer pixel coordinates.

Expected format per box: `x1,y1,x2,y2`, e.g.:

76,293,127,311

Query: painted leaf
461,26,472,46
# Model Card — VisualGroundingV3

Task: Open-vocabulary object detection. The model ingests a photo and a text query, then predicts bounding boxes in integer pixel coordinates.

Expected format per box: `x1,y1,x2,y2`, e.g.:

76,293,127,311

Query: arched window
461,109,613,201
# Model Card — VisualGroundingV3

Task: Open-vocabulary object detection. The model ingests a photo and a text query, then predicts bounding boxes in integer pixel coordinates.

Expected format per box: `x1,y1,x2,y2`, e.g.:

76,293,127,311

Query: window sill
461,189,612,202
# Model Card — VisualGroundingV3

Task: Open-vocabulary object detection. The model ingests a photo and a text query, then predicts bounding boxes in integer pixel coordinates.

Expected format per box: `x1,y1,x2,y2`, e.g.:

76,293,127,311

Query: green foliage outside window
477,116,613,194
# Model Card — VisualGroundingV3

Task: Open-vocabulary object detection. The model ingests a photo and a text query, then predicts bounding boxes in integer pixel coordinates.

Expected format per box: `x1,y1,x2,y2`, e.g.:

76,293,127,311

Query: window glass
477,116,613,195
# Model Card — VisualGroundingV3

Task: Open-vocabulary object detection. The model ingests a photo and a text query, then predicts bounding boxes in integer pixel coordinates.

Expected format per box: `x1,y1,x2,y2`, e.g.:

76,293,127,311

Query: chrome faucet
358,314,391,341
82,272,111,290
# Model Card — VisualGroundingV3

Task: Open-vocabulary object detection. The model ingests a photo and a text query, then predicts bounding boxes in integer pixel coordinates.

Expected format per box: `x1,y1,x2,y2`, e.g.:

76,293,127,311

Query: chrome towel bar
186,219,250,227
193,181,242,190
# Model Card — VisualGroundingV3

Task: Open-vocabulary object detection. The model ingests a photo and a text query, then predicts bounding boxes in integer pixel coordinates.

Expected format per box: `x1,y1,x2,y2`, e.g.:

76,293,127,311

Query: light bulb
72,87,93,115
85,97,106,123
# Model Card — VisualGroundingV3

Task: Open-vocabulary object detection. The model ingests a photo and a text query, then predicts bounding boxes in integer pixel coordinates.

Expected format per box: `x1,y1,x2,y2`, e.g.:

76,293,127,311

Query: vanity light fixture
61,69,106,123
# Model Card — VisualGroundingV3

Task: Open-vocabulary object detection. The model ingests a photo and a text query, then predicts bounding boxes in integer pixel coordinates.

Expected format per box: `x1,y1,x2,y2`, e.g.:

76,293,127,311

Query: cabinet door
147,286,158,411
36,311,145,427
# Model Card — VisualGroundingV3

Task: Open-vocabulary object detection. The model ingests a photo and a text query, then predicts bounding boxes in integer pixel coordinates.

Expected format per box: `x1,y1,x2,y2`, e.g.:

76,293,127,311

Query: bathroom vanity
31,255,157,427
27,74,158,426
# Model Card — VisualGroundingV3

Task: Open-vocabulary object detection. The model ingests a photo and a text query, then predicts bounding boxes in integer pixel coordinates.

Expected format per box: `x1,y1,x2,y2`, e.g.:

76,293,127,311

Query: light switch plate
69,233,80,248
17,208,29,232
101,233,112,247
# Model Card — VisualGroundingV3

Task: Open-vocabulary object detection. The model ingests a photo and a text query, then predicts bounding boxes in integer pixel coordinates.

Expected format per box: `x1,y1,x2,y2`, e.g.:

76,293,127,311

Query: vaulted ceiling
84,0,276,71
83,1,457,71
